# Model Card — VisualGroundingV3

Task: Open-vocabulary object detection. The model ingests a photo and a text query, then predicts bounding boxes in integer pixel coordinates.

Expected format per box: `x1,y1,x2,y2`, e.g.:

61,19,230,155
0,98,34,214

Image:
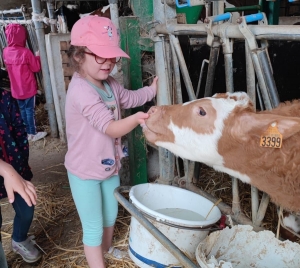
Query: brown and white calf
142,92,300,212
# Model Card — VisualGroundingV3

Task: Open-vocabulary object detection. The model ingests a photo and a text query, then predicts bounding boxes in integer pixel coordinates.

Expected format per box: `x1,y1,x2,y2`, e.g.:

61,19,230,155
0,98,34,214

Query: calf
142,92,300,212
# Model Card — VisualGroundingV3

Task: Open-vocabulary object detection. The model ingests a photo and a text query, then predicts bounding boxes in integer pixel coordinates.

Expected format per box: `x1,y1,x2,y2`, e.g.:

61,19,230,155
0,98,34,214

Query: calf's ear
250,114,300,140
276,117,300,140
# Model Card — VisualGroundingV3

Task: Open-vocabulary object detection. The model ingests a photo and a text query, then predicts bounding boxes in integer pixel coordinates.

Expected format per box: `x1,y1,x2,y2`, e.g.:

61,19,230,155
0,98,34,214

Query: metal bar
0,8,22,15
258,50,280,108
245,41,260,225
0,20,32,24
256,83,265,110
213,0,224,18
46,0,57,33
170,39,183,104
249,51,273,110
114,186,199,268
153,0,175,185
196,59,209,98
187,161,195,183
224,53,234,93
204,45,219,97
170,35,196,101
251,186,259,224
31,0,58,138
254,192,270,227
155,23,300,41
231,177,241,216
224,5,261,13
245,42,256,107
189,37,207,46
109,1,119,34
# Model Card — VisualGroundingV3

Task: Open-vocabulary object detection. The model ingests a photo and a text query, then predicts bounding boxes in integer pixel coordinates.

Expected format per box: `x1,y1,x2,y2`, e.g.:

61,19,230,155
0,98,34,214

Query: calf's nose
147,106,157,115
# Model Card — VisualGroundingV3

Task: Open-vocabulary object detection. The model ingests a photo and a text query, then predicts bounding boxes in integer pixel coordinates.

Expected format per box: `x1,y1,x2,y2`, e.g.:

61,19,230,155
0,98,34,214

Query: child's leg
84,244,105,268
11,194,41,263
11,193,34,242
16,100,29,132
67,172,106,268
0,207,8,268
24,96,36,135
101,175,120,251
0,242,8,268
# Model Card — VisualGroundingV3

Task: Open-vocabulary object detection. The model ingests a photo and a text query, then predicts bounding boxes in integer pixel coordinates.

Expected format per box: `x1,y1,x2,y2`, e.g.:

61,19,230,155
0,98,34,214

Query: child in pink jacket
3,24,47,142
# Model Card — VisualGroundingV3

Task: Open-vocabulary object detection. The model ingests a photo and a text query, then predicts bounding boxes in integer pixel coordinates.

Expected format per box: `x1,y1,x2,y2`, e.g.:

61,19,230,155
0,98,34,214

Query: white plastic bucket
128,183,221,268
196,225,300,268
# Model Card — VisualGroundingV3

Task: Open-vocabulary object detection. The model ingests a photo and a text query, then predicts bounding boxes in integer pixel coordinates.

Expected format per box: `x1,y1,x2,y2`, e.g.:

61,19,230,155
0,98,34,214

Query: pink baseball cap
71,16,129,59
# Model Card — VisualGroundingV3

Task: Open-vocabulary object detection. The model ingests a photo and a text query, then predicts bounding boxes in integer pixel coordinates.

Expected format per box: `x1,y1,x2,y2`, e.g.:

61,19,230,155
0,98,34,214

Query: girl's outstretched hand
0,160,37,207
135,111,150,125
150,76,159,94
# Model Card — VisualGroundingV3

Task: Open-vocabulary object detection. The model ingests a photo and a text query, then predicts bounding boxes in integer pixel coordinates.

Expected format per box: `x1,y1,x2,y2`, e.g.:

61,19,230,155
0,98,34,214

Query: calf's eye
199,107,206,116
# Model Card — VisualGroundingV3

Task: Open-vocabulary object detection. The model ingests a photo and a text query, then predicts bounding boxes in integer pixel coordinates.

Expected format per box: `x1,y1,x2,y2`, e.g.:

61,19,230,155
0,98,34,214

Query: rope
31,11,57,25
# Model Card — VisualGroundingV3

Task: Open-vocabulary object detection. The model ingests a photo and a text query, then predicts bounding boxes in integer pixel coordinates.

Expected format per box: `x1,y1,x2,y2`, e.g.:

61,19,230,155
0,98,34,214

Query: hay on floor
1,163,298,267
2,182,138,268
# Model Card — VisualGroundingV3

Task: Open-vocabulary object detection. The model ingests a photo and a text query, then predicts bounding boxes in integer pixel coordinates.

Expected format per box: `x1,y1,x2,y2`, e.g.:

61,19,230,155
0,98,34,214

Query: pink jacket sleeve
107,77,156,109
26,51,41,73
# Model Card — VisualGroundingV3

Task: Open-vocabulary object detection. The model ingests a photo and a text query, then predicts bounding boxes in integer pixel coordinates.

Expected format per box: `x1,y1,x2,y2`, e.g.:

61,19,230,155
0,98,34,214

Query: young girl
3,24,47,142
65,16,158,268
0,158,37,268
0,87,41,264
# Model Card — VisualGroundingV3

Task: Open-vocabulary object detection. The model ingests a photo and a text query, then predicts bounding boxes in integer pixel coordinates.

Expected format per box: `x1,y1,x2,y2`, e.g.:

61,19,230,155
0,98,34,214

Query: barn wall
45,33,71,143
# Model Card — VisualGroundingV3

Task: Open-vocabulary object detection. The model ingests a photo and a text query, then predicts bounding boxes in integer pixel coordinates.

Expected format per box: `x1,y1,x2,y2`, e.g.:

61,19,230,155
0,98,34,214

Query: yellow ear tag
260,122,282,148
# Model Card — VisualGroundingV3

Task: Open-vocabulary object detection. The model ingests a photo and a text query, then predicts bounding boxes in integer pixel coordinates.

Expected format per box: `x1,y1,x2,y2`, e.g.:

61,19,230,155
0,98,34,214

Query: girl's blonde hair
67,45,86,72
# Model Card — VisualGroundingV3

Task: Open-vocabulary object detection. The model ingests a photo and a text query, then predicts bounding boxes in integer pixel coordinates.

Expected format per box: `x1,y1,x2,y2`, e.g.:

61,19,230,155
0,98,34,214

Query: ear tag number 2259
260,123,282,149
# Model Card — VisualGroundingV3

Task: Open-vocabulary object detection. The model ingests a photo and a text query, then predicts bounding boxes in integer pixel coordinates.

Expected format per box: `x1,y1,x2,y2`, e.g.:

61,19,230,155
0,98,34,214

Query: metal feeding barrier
151,1,300,230
117,1,300,266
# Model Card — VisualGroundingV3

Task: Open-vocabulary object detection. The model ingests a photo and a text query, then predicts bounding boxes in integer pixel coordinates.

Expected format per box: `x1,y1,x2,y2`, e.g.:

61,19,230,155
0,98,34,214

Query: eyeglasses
83,51,121,64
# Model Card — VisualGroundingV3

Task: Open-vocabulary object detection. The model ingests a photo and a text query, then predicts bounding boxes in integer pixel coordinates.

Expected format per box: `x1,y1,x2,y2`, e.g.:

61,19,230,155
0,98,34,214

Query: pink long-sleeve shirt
64,72,156,180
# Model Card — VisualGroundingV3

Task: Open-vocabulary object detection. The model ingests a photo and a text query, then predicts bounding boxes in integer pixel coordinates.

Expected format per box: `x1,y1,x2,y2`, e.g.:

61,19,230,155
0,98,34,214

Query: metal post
31,0,58,138
46,0,56,33
153,0,176,184
245,42,260,224
245,42,256,107
170,40,183,104
170,35,196,101
108,0,119,33
204,44,219,97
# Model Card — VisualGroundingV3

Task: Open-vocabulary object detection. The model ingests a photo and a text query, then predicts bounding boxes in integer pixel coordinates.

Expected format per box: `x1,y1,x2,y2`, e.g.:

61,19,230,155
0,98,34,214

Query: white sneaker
12,235,42,263
27,134,33,141
31,132,47,142
106,246,128,259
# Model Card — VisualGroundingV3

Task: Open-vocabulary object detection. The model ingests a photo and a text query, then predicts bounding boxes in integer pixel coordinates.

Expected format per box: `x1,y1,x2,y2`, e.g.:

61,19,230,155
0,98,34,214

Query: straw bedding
2,182,138,267
1,163,292,267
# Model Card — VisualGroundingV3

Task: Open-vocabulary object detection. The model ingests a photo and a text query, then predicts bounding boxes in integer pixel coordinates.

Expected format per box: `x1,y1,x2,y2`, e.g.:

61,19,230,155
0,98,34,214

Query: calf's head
143,92,252,164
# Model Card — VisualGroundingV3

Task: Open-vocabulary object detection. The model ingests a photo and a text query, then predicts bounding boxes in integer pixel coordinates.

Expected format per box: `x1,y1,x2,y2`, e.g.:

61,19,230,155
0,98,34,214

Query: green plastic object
120,17,148,186
176,5,203,24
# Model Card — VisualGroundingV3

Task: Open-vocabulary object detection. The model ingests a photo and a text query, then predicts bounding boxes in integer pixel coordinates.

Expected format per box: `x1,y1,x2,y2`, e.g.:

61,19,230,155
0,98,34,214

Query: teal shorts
67,171,120,247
